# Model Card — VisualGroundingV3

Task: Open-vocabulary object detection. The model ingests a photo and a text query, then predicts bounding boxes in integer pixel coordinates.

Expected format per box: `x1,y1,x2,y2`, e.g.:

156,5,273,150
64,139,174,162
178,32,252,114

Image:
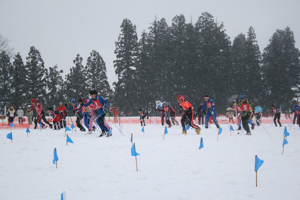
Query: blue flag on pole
186,125,190,130
283,138,288,146
26,127,31,133
255,156,264,172
40,123,43,127
61,191,66,200
10,123,14,128
230,125,234,131
199,138,204,149
131,143,140,157
7,132,12,140
218,127,223,135
66,126,71,131
66,135,74,143
130,134,133,142
165,126,168,134
284,127,290,137
71,124,75,129
141,127,144,132
53,148,59,164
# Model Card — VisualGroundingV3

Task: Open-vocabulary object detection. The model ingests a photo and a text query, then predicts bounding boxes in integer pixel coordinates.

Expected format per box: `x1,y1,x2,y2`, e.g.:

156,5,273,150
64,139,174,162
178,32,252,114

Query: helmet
89,90,97,95
163,102,167,106
157,105,162,108
31,99,37,103
177,95,184,101
204,95,209,98
138,109,142,112
239,93,247,100
59,102,63,105
71,99,76,103
48,107,54,111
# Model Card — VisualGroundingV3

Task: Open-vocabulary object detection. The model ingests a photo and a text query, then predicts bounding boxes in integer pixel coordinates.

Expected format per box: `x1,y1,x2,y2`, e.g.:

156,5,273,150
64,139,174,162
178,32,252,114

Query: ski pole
103,110,125,136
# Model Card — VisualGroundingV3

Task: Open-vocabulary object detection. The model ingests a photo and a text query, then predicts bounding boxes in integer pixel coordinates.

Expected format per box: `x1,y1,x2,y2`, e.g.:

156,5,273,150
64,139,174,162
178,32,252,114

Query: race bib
206,102,212,108
92,99,103,109
241,103,250,111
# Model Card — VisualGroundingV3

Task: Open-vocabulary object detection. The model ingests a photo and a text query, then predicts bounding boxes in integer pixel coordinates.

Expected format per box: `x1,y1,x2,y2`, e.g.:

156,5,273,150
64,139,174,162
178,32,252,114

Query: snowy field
0,123,300,200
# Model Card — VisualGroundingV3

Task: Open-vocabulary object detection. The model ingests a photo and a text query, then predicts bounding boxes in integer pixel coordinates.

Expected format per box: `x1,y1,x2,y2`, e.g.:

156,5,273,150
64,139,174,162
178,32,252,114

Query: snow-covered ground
0,123,299,200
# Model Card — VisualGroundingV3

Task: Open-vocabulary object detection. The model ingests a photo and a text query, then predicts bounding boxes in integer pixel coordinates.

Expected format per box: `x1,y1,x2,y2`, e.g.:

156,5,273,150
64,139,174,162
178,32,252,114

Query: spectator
17,107,24,124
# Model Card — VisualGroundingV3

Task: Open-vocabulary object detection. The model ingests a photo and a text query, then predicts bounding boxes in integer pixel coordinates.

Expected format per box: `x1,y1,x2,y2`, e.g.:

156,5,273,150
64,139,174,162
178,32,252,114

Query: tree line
0,12,299,116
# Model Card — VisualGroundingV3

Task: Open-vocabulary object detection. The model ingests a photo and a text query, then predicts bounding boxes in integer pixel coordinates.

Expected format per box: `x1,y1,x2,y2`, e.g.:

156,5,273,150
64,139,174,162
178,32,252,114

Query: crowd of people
5,92,300,137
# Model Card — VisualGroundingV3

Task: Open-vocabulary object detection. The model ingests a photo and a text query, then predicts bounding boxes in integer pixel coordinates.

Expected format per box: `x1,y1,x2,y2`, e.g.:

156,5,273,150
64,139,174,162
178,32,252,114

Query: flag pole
134,144,138,172
11,132,13,143
66,134,68,146
217,129,219,141
255,155,258,187
163,126,166,140
131,133,133,146
27,126,29,137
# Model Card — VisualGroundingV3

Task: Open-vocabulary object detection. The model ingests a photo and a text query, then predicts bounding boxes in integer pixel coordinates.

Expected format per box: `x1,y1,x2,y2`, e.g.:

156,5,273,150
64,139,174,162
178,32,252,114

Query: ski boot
251,124,255,130
182,130,187,134
80,127,85,132
99,132,106,137
196,127,201,135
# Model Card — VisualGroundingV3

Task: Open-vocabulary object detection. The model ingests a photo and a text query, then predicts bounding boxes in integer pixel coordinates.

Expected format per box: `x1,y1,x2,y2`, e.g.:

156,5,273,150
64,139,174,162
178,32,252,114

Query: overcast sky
0,0,299,87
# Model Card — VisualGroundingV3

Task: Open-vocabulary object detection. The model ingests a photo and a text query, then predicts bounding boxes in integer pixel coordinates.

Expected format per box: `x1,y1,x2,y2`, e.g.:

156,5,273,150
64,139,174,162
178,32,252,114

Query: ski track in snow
0,123,300,200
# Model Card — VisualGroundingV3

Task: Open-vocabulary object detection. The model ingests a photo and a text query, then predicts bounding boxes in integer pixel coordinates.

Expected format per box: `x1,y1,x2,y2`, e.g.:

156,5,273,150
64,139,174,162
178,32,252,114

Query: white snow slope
0,123,300,200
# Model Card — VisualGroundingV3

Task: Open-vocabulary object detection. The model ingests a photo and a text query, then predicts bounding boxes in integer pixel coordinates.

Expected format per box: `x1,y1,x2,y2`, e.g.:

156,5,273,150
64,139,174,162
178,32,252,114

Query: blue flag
40,123,43,127
66,135,74,143
186,125,190,130
283,138,288,146
141,127,144,132
65,126,71,131
10,123,14,128
218,127,223,135
165,126,168,134
199,138,204,149
131,143,140,157
130,134,132,142
71,124,75,129
7,132,12,140
255,156,264,172
230,125,234,131
53,148,59,164
61,191,66,200
284,127,290,137
26,127,31,133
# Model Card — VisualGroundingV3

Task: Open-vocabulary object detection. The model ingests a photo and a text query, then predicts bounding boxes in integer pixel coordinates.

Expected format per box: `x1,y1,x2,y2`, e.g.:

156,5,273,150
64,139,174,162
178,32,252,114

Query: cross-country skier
65,99,85,131
177,95,201,134
138,109,148,126
236,94,252,135
202,95,220,128
271,105,282,127
162,102,173,128
254,104,262,126
197,103,205,125
27,99,52,129
84,90,110,137
57,102,67,128
292,101,299,124
154,105,165,126
48,107,63,130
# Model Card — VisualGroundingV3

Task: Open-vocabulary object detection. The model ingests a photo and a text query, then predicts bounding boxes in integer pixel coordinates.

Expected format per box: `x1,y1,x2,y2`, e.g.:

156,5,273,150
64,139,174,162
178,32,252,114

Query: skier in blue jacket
202,95,220,128
84,90,110,137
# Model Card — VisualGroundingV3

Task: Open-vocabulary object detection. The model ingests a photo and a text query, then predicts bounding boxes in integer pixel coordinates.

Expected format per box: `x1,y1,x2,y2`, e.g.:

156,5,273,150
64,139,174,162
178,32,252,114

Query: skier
48,107,63,130
226,107,234,124
254,104,262,126
79,98,91,131
138,109,148,126
57,102,67,128
271,105,282,127
110,107,119,123
27,99,52,129
66,99,85,131
154,105,165,126
202,95,220,128
163,102,173,128
166,102,179,125
17,107,24,124
26,105,33,125
197,103,205,125
236,94,252,135
292,101,299,124
177,95,201,134
84,90,110,137
7,105,16,125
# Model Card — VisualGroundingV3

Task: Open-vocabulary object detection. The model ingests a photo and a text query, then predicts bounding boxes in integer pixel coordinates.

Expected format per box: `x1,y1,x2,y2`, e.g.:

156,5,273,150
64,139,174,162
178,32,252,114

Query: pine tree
261,27,300,109
113,19,139,115
25,46,48,106
11,53,27,108
0,50,13,112
46,65,65,108
86,50,112,100
65,54,88,102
